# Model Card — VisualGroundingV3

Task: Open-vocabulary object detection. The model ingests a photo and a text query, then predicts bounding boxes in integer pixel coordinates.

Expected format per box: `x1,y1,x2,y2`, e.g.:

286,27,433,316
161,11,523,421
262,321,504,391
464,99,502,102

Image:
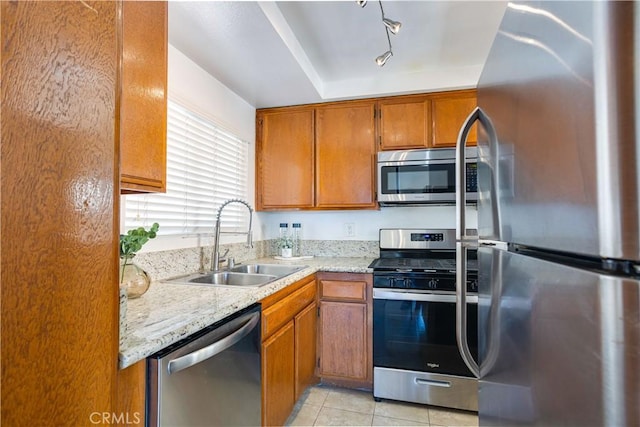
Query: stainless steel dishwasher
147,304,261,426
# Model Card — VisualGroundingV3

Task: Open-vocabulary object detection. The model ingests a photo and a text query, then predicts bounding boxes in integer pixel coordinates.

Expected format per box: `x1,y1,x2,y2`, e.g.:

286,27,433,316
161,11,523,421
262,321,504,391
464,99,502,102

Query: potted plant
277,234,294,258
120,223,159,298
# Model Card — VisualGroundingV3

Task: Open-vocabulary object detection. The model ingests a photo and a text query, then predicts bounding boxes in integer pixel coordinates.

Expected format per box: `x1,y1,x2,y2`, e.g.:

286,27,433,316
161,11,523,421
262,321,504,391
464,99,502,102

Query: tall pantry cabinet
1,1,120,425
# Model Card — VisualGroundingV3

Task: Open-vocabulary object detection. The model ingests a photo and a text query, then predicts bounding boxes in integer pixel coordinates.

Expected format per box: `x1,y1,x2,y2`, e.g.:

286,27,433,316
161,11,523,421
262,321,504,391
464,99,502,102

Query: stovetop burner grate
372,258,456,270
370,257,477,272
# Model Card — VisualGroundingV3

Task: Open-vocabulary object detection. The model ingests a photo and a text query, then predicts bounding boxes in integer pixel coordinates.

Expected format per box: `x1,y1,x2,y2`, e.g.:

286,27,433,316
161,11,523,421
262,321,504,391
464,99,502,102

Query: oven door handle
415,378,451,388
373,289,478,304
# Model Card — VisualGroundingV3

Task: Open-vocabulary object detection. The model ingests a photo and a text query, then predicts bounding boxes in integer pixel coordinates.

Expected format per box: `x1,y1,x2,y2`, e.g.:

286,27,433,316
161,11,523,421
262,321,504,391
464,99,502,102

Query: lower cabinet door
262,320,295,426
295,301,318,400
318,301,368,381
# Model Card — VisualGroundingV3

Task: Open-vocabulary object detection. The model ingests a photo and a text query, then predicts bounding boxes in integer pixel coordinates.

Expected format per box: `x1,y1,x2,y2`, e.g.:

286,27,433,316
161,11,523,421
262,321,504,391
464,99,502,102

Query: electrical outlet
344,222,355,237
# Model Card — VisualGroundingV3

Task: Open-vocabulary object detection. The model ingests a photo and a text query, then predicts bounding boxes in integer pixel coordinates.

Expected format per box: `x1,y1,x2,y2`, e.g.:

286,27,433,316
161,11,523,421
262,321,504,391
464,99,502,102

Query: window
123,100,249,236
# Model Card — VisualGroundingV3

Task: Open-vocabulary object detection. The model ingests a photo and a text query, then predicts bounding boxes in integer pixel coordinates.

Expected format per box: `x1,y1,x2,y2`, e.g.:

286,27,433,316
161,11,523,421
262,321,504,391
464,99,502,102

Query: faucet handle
218,248,230,262
227,257,235,269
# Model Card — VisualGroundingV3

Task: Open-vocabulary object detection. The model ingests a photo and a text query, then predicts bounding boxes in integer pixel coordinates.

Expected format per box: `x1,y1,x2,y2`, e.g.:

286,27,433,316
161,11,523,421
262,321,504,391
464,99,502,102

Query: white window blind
124,100,249,236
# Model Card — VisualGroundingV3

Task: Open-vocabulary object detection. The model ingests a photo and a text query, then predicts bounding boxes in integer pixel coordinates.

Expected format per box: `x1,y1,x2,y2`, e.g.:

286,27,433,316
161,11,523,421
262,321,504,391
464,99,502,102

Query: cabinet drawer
262,280,316,339
320,280,367,302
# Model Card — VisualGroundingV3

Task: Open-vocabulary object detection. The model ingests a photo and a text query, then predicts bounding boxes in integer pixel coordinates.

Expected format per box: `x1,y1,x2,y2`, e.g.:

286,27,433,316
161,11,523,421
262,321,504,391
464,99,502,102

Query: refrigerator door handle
479,239,509,250
456,241,480,378
455,107,492,379
481,247,504,375
456,107,478,242
456,107,501,241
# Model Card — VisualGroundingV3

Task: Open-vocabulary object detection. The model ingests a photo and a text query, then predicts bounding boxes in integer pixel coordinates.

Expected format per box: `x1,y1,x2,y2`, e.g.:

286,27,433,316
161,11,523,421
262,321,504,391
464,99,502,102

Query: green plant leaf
120,223,160,257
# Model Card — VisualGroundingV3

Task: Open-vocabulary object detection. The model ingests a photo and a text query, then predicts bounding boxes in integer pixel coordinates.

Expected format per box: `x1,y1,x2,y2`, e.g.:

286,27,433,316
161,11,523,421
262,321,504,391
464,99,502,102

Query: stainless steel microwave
377,147,478,205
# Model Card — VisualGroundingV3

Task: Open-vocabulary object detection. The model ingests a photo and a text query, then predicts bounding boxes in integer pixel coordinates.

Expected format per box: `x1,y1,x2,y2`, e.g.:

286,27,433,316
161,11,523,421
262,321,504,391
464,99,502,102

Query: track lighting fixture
357,0,402,67
382,17,402,35
375,51,393,67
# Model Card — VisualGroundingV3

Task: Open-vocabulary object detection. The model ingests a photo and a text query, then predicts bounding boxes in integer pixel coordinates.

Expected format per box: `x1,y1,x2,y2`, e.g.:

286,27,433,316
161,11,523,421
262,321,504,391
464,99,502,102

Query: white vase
281,248,292,258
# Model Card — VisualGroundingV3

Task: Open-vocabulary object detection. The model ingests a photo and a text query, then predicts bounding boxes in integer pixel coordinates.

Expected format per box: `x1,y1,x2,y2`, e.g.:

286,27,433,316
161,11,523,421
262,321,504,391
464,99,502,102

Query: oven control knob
427,279,439,289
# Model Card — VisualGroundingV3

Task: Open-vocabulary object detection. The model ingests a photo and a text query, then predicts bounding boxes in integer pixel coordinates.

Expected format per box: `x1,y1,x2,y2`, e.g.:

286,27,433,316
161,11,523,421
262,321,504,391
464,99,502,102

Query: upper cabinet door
256,108,315,210
431,90,477,148
120,1,168,193
315,101,377,209
378,95,431,150
377,90,478,150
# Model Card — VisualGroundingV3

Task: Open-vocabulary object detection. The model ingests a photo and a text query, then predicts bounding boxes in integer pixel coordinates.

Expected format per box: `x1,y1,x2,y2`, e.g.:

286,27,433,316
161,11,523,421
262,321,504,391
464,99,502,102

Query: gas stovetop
369,228,478,274
369,257,477,273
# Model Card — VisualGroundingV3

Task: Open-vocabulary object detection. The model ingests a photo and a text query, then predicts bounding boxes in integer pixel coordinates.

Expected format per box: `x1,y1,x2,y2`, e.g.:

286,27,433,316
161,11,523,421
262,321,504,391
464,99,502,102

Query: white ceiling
168,1,507,109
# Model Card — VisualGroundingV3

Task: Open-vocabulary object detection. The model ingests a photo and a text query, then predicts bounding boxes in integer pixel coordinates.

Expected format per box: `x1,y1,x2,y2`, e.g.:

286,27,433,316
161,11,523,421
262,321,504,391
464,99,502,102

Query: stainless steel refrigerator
455,2,640,426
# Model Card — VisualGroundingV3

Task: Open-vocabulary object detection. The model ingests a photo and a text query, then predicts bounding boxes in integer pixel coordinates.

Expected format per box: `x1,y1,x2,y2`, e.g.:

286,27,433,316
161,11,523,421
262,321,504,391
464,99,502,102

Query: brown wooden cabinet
317,272,373,389
262,320,296,427
256,101,377,211
2,2,120,424
256,90,478,209
295,301,318,400
431,90,477,148
256,107,315,209
120,1,168,193
261,275,318,426
378,89,477,150
116,360,146,426
315,101,377,209
378,95,431,150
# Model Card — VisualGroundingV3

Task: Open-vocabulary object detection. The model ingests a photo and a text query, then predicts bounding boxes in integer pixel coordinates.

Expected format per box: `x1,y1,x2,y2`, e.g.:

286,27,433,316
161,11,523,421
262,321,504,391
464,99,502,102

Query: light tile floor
286,384,479,427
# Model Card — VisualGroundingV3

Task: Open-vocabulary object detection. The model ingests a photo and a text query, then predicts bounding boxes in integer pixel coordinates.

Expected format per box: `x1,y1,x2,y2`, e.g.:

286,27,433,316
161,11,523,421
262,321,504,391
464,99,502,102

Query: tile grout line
292,384,477,426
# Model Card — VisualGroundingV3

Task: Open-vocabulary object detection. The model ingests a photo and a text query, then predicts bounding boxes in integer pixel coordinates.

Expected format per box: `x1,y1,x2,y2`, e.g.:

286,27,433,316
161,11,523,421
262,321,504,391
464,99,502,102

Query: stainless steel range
369,228,478,411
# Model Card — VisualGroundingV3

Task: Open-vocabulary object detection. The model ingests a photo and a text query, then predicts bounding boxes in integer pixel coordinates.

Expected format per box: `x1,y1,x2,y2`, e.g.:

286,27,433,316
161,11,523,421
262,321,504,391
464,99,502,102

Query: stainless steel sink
165,264,308,288
229,264,307,277
166,272,278,287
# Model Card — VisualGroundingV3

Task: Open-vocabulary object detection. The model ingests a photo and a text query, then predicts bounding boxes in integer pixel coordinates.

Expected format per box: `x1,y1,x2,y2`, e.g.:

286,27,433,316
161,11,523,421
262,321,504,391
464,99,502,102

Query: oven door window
373,299,478,377
380,164,455,195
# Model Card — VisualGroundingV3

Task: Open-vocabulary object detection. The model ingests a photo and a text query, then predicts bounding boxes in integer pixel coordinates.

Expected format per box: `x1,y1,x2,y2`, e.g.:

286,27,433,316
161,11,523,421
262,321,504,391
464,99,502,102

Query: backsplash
134,239,378,282
297,240,377,258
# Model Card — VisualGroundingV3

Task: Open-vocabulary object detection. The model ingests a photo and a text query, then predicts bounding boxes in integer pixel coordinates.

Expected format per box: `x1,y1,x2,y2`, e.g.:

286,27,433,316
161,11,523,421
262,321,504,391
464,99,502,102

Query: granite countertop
119,256,374,369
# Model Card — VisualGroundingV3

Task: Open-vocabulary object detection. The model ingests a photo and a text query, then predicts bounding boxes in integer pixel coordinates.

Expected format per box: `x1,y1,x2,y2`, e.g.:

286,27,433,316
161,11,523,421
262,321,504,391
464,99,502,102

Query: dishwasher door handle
167,312,260,375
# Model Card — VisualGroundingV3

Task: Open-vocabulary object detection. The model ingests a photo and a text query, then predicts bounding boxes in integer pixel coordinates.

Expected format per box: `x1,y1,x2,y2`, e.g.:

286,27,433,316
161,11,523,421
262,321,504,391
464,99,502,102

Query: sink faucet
211,199,253,272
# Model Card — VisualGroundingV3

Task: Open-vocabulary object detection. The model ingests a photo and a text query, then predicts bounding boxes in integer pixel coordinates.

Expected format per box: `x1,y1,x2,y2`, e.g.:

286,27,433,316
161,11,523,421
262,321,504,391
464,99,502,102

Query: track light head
358,0,401,66
375,51,393,67
383,17,402,34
